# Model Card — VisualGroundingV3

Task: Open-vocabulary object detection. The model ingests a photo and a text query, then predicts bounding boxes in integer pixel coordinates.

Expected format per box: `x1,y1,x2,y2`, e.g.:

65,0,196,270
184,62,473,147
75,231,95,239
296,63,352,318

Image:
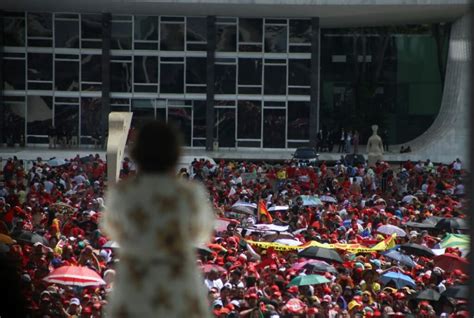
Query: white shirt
204,278,224,291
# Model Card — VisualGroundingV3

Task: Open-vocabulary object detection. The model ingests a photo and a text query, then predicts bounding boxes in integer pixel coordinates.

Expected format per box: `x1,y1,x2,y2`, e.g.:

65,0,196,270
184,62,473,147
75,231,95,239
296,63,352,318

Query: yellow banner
246,234,396,254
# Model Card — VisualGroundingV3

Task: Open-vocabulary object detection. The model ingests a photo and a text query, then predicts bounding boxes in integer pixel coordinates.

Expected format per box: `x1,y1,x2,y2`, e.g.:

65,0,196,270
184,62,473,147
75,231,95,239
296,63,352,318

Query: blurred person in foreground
101,121,214,317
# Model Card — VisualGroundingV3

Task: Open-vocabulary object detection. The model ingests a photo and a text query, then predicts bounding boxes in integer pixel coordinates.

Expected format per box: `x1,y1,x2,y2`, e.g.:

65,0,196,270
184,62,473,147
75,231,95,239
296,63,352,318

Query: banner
246,234,397,254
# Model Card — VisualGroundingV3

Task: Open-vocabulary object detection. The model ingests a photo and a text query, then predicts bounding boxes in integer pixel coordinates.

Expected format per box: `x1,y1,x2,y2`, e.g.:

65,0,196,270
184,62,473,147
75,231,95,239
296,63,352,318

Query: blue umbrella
382,250,417,268
380,271,416,289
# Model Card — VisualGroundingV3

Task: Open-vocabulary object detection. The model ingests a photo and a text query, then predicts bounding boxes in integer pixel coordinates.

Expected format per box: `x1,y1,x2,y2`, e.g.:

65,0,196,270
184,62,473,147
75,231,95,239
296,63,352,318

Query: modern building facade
0,1,470,161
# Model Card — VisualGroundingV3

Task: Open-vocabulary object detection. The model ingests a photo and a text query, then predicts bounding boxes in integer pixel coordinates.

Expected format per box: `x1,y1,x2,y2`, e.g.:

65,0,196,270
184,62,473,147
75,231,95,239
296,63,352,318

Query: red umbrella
434,254,469,273
284,298,307,314
43,266,106,287
200,264,226,273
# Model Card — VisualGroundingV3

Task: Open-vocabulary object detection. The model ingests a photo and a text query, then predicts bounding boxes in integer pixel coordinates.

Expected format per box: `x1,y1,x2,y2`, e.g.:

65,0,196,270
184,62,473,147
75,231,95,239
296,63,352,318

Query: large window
238,100,261,140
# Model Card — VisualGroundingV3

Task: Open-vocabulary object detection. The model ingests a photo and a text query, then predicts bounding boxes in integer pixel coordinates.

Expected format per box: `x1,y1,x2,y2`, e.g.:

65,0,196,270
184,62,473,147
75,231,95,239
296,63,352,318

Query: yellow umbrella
0,233,15,245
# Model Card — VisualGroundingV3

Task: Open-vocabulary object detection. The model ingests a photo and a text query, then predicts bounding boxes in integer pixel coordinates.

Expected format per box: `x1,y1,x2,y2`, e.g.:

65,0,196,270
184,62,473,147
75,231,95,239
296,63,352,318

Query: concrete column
101,13,111,141
0,11,4,144
206,16,216,151
309,17,320,148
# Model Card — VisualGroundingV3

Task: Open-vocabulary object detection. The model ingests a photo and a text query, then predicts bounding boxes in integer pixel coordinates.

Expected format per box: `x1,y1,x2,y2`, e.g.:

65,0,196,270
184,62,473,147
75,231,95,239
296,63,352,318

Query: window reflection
4,59,25,90
238,58,262,86
215,64,236,94
27,13,52,38
287,102,309,140
4,15,25,46
54,104,79,139
111,62,132,92
264,25,287,53
215,108,235,147
216,25,237,52
160,24,184,51
81,98,101,136
112,22,132,49
4,102,25,144
168,107,191,146
27,96,52,135
28,53,52,81
132,99,155,129
55,20,79,48
238,101,261,139
134,16,158,41
187,17,207,42
263,109,286,148
264,65,286,95
55,61,79,91
239,18,262,43
288,59,311,86
134,56,158,83
289,20,311,44
186,57,207,85
81,14,102,39
160,63,184,93
193,101,207,138
81,55,102,91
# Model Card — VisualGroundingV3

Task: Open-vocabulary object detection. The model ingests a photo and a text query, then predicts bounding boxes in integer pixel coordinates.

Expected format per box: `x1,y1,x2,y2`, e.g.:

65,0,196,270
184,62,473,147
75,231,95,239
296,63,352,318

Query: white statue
367,125,384,167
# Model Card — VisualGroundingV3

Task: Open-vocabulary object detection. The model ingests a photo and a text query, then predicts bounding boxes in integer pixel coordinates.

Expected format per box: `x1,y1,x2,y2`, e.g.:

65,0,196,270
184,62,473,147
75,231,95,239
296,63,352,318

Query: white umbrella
377,224,407,237
274,239,303,246
268,205,289,212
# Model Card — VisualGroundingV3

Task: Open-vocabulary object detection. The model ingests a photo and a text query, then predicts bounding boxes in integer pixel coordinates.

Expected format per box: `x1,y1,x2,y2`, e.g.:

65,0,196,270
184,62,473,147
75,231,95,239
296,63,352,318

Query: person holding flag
258,199,273,224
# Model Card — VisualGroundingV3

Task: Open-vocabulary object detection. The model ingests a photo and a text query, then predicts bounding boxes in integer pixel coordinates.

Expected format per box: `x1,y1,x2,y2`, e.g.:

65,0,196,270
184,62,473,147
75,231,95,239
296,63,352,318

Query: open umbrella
380,271,416,289
434,254,468,273
440,234,470,249
268,205,289,212
0,233,15,245
435,218,469,231
303,262,338,274
298,246,343,263
377,224,406,237
399,243,434,257
441,285,468,299
43,265,106,287
14,231,49,245
102,241,120,248
274,239,303,246
298,195,322,207
231,205,255,215
287,274,330,287
416,289,440,301
196,245,213,255
405,221,435,229
382,250,417,268
201,264,226,273
284,298,307,314
320,195,337,203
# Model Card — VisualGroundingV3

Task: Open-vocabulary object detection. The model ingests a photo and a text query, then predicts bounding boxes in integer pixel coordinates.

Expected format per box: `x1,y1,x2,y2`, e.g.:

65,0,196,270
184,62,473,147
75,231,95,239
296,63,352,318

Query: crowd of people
0,153,469,317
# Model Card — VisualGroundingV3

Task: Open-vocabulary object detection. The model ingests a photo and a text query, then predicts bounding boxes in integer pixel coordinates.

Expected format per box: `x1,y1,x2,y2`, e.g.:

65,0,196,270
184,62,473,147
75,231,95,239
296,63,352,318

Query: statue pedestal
368,153,383,167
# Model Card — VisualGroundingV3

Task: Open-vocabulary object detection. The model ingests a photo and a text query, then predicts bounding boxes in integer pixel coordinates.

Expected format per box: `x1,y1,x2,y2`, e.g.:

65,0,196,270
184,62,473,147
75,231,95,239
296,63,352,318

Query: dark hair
131,121,182,173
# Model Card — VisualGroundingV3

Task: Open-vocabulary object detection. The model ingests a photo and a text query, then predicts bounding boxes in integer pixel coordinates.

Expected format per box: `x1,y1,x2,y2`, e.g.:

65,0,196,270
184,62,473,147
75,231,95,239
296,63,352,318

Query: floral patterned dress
102,174,214,318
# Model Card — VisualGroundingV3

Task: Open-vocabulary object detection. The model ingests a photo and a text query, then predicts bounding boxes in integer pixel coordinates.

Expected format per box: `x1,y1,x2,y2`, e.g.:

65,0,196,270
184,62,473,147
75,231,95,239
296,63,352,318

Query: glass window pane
216,25,236,52
111,62,132,92
81,55,102,83
160,24,184,51
160,64,184,93
187,17,207,42
265,25,287,53
55,60,79,91
28,53,52,81
134,16,158,41
215,64,236,94
54,104,79,140
81,14,102,39
4,102,25,144
168,107,191,146
112,22,132,49
4,59,25,90
132,99,155,128
134,56,158,83
288,59,311,86
264,65,286,95
27,96,52,135
289,20,311,44
263,109,286,148
239,18,262,43
55,20,79,48
186,57,207,85
27,13,52,38
287,101,309,140
215,108,235,147
238,58,262,85
4,15,25,46
193,101,206,138
81,98,101,136
238,100,261,139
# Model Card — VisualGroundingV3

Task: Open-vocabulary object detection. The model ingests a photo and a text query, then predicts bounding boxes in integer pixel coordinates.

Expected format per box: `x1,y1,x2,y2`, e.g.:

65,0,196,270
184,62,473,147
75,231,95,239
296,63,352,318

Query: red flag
259,200,273,223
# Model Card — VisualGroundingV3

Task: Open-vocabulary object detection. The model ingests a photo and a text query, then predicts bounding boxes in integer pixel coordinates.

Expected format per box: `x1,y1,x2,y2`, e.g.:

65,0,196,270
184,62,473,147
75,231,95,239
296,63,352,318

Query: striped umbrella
43,266,106,287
